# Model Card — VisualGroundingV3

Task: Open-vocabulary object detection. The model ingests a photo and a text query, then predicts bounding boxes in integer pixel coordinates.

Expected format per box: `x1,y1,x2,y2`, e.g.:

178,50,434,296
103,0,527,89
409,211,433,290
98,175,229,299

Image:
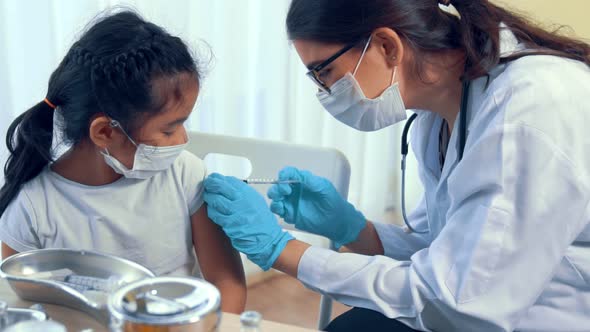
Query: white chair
187,131,351,330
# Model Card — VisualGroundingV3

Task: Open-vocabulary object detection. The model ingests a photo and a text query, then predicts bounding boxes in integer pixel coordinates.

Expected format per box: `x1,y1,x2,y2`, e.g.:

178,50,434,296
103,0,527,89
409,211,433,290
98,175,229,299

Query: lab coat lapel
415,112,443,184
438,25,521,184
439,107,463,184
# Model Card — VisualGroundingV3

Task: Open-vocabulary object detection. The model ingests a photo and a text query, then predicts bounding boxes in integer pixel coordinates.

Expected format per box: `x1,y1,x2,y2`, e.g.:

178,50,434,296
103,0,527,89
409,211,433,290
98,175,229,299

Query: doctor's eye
318,68,331,79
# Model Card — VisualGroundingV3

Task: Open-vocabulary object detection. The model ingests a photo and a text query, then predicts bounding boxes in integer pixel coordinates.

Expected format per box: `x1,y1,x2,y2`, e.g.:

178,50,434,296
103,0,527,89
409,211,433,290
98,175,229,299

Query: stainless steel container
108,277,221,332
0,249,156,324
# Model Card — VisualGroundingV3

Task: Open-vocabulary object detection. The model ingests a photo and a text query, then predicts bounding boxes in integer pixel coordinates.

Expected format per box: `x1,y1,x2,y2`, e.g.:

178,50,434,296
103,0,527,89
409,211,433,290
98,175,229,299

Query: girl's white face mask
101,120,188,180
317,36,407,132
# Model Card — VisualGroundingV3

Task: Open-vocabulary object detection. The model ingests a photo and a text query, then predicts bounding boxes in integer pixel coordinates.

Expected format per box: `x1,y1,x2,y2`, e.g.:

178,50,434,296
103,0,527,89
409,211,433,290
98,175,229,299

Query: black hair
0,10,201,217
286,0,590,80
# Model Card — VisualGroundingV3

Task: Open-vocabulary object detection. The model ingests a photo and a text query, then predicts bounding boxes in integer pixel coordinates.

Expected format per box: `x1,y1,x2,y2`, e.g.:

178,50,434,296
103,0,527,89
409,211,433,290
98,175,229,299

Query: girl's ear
89,115,116,149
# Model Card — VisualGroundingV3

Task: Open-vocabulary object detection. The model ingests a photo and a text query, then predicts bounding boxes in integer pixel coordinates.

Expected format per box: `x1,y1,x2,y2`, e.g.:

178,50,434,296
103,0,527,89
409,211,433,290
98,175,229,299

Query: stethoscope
400,80,471,234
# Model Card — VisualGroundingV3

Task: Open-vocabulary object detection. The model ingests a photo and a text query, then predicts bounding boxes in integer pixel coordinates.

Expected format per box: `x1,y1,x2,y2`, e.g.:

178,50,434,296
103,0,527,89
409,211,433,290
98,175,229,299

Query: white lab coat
296,28,590,331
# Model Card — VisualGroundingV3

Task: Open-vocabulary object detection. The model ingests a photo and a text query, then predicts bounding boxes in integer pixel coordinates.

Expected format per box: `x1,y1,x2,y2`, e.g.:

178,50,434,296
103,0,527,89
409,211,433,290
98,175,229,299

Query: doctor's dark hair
0,10,201,217
286,0,590,80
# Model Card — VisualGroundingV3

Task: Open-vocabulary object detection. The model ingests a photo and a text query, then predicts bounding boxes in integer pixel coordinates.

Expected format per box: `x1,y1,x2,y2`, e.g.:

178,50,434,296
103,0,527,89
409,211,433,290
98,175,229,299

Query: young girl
0,11,246,313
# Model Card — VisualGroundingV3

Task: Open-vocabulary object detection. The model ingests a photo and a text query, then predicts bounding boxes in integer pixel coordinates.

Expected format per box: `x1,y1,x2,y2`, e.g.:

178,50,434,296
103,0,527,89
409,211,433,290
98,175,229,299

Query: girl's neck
51,141,122,186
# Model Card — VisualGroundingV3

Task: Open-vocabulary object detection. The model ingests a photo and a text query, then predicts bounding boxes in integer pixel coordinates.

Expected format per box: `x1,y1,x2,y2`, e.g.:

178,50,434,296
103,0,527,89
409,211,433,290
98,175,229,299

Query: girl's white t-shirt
0,150,206,276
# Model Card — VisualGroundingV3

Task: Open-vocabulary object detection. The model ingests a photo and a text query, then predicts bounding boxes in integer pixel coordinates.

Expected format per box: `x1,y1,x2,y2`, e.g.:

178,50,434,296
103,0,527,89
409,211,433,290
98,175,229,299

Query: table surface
0,278,317,331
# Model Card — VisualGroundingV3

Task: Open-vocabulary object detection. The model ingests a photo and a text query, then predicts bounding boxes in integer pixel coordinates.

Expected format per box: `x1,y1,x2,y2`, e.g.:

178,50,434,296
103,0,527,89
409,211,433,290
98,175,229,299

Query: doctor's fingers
221,175,264,198
225,175,254,191
278,166,304,182
279,167,328,193
267,183,293,200
298,170,331,192
203,192,234,217
270,201,296,224
270,201,286,217
204,174,239,200
208,211,242,233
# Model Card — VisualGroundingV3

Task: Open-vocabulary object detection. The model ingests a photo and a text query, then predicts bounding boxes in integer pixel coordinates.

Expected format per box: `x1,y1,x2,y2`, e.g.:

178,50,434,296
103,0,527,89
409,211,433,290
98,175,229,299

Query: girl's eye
163,131,175,137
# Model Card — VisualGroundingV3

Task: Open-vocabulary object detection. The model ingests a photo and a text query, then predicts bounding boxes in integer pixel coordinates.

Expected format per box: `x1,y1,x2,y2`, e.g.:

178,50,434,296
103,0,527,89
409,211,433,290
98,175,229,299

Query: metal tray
0,249,155,325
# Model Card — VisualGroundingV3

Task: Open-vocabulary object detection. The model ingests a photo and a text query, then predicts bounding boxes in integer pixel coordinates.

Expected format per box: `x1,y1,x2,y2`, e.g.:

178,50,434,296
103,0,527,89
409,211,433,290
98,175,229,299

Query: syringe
243,179,300,185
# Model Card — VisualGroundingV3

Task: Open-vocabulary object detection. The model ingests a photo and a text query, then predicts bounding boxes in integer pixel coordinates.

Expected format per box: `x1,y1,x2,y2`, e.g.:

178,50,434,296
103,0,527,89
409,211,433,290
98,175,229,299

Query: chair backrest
187,132,351,199
187,131,345,329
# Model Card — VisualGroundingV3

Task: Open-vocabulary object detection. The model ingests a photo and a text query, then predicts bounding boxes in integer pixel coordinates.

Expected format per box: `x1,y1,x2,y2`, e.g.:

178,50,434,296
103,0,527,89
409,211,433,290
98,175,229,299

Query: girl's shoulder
0,169,49,250
173,151,207,215
17,167,52,202
175,150,205,167
173,150,207,181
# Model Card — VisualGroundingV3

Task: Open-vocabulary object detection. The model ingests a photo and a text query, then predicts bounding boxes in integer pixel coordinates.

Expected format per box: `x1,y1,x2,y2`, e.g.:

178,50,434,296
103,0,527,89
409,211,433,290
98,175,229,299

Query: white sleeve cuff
297,246,337,290
0,230,39,253
189,196,204,216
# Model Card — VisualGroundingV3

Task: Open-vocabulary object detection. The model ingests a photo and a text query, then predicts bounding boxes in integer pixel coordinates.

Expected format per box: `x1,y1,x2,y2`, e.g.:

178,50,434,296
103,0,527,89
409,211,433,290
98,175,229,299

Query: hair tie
43,98,57,109
438,2,462,20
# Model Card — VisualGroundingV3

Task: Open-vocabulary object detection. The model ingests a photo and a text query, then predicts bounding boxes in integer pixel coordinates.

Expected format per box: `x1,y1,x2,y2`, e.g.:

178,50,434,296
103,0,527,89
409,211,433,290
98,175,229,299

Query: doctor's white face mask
101,120,188,180
317,36,407,132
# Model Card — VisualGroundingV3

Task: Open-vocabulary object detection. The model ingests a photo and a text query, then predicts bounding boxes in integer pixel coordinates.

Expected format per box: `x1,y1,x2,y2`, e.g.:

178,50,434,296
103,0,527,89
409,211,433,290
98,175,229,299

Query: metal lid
0,301,7,315
240,311,262,327
108,277,221,326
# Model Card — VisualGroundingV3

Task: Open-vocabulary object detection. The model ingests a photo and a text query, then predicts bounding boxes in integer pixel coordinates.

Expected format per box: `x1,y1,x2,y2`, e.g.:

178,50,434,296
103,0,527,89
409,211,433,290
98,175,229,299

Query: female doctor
203,0,590,331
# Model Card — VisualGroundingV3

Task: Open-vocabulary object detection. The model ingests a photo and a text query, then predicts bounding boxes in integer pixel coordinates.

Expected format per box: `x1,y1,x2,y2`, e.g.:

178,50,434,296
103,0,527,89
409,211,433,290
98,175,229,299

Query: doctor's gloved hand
267,167,367,248
203,173,294,271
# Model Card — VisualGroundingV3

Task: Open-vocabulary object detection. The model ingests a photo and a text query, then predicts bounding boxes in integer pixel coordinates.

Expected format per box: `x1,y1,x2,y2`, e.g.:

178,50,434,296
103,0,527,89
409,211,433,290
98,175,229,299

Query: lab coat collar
499,23,526,57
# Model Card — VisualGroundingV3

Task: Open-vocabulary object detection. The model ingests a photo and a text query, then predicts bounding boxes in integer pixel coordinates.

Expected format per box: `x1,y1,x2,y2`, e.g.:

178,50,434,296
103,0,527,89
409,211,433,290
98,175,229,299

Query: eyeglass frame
305,38,369,94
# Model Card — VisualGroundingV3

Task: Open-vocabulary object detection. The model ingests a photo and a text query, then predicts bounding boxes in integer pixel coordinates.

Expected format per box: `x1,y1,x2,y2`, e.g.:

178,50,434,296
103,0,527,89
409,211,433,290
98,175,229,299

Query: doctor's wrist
334,208,368,249
341,221,384,256
272,239,311,278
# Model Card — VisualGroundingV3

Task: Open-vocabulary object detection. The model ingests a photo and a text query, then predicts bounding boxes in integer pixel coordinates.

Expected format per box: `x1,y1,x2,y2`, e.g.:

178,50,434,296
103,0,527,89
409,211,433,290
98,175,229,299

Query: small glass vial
0,301,8,329
109,315,123,332
240,311,262,332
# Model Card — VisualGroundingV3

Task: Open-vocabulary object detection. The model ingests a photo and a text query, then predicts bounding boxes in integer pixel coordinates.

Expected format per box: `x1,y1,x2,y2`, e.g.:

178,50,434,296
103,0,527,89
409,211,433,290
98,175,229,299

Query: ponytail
452,0,590,79
0,101,55,217
1,52,66,218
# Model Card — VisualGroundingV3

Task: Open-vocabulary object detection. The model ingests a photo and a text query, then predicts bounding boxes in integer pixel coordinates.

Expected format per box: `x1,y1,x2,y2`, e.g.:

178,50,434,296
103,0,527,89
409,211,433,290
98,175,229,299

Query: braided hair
0,11,200,216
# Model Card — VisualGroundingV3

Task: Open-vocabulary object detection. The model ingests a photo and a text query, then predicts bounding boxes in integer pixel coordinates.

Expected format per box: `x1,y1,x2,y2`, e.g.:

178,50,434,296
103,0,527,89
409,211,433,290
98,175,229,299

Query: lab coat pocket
445,205,509,304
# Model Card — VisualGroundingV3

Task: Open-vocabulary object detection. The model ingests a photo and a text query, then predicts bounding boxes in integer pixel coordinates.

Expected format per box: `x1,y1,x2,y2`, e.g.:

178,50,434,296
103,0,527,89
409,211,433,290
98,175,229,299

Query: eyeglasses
305,40,363,94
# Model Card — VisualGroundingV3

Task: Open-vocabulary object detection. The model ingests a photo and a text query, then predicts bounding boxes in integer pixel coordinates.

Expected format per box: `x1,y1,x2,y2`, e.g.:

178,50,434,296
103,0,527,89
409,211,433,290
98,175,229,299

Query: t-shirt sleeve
177,151,207,216
0,190,41,252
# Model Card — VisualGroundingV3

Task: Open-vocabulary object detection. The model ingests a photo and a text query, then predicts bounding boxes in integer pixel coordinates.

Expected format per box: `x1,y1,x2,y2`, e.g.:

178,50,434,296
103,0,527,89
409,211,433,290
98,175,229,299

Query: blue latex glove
203,173,294,271
267,167,366,248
